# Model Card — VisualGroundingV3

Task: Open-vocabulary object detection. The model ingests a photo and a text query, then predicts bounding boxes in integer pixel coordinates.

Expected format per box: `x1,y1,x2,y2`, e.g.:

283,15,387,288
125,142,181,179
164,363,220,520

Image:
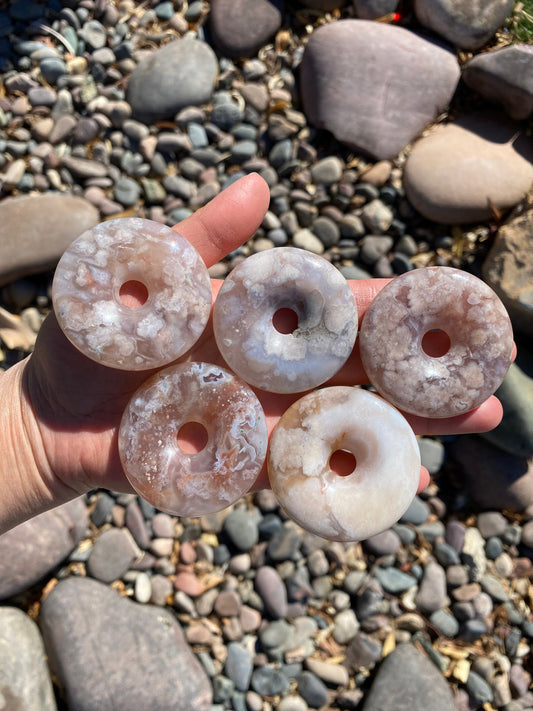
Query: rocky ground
0,1,533,710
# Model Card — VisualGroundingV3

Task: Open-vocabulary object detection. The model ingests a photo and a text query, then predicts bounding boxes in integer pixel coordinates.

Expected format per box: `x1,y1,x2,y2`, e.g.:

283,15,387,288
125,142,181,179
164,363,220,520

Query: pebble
225,643,253,692
362,529,401,556
223,509,259,552
87,528,140,583
415,562,447,613
418,438,445,475
297,671,329,709
466,670,494,705
127,37,218,124
209,0,282,58
401,496,430,526
374,567,417,594
430,609,460,638
333,609,360,644
251,667,290,696
255,566,288,619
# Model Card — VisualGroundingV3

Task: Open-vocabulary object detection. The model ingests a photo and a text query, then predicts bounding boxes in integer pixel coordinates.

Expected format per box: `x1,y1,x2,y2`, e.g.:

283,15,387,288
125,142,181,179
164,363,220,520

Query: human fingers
404,395,504,437
175,173,270,266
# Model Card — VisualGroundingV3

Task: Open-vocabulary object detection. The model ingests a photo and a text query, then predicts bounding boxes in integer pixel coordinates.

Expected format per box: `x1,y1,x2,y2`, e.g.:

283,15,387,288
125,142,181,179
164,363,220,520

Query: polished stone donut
119,362,268,517
52,218,211,370
213,247,357,393
359,266,513,418
268,387,420,541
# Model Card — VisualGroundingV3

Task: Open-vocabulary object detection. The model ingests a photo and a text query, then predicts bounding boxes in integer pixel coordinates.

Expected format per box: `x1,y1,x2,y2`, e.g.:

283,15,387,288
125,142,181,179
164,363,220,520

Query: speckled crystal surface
213,247,357,393
119,362,268,517
268,387,420,542
52,218,211,370
359,266,513,418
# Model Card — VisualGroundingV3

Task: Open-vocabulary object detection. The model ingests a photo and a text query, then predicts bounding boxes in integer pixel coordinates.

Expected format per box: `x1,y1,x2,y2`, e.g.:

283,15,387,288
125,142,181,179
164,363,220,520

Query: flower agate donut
268,387,420,542
52,218,211,370
359,267,513,418
213,247,357,393
119,362,268,517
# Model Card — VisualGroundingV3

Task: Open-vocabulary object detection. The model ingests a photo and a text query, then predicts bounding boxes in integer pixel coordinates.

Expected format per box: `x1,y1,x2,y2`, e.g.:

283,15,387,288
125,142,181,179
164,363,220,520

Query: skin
0,173,506,535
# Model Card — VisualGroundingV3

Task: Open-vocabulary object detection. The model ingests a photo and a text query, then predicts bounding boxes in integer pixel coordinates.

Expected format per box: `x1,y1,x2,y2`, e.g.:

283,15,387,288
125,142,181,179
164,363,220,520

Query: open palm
13,174,504,528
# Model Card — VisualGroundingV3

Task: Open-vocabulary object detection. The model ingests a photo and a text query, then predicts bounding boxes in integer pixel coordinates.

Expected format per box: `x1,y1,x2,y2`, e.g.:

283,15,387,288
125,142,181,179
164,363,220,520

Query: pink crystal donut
52,218,211,370
268,387,420,541
118,362,268,517
213,247,357,393
359,267,513,418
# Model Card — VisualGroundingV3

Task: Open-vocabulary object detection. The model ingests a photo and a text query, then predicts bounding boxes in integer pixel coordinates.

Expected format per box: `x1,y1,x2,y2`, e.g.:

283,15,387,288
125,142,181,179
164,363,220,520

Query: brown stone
0,194,99,286
483,209,533,336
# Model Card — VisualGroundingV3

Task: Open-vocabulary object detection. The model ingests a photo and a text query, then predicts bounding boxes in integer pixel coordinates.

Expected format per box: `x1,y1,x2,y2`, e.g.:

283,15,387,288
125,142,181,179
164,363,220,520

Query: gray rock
448,435,533,511
401,496,430,526
312,216,340,247
461,526,487,581
403,113,533,224
301,20,460,159
359,235,394,265
415,562,447,613
86,528,140,583
361,200,394,233
374,567,417,594
477,511,508,538
40,57,66,84
333,609,360,644
429,609,460,637
434,541,460,567
344,633,382,672
354,0,399,19
127,37,218,123
297,671,329,708
463,45,533,120
293,228,325,254
466,670,493,705
40,577,212,711
209,0,282,58
224,509,259,551
0,499,87,599
49,114,77,144
310,156,343,185
225,643,253,692
61,155,108,179
362,644,456,711
251,667,290,696
418,438,445,475
255,566,288,619
414,0,515,50
0,607,57,710
114,176,141,206
267,525,301,562
363,529,401,556
480,574,509,603
483,209,533,337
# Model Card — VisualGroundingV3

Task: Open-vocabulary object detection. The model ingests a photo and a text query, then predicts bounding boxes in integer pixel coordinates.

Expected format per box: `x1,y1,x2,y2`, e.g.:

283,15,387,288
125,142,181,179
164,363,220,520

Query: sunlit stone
52,218,211,370
359,267,513,418
213,247,357,393
268,387,420,541
119,362,268,516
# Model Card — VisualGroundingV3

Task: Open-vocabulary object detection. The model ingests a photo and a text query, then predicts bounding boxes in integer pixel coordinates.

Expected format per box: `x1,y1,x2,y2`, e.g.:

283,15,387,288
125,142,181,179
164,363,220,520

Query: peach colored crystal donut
119,362,268,517
359,267,513,418
52,218,211,370
213,247,357,393
268,387,420,541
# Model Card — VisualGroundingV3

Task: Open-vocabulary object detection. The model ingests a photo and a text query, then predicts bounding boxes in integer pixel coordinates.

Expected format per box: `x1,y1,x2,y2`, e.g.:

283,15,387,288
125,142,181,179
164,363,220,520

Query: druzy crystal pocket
52,218,211,371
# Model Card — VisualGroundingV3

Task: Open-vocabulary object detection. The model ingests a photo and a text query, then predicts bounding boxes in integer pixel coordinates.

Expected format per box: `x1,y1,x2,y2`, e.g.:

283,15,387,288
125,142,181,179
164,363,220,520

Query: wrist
0,359,65,534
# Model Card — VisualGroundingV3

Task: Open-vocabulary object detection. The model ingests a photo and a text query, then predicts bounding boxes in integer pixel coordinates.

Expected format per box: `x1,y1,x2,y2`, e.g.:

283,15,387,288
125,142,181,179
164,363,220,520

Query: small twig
36,23,76,56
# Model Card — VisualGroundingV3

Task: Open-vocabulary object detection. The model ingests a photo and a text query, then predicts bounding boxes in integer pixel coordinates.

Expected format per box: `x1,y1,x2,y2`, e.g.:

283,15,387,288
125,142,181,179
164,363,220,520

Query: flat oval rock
403,113,533,224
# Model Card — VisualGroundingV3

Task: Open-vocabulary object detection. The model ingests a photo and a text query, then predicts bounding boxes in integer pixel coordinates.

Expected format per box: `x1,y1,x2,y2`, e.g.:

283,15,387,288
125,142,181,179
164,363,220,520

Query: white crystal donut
213,247,357,393
359,267,513,418
268,387,420,541
52,218,211,371
119,362,268,517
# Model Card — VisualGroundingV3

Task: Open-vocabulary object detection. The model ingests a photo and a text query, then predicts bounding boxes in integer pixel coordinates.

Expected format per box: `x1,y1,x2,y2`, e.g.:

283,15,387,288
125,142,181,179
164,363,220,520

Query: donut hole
119,280,149,308
272,308,299,335
177,422,208,454
421,329,451,358
329,449,357,477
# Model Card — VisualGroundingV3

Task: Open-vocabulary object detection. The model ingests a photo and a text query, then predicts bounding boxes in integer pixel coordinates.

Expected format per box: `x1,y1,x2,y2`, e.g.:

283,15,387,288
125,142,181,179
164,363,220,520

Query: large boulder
300,20,460,160
40,576,213,711
0,194,99,286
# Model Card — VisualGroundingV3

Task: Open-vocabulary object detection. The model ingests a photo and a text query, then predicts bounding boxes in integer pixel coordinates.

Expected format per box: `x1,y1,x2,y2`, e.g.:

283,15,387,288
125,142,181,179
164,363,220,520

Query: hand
1,173,505,532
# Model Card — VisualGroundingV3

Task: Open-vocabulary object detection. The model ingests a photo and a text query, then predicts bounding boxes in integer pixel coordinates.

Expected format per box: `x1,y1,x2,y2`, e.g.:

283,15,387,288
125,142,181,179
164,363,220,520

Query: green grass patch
507,0,533,43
